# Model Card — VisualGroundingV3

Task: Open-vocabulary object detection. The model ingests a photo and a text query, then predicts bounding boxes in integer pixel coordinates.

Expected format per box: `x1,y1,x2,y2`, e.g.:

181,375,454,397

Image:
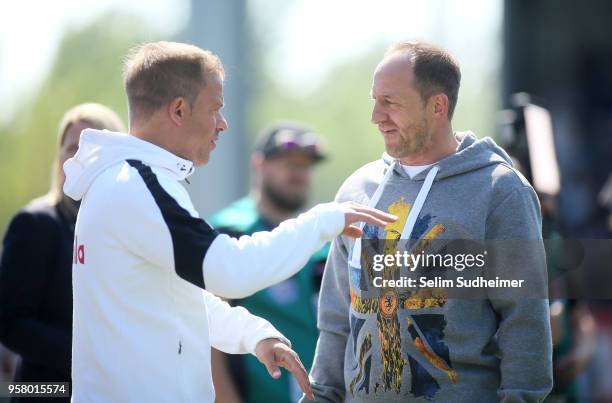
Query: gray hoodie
305,132,552,403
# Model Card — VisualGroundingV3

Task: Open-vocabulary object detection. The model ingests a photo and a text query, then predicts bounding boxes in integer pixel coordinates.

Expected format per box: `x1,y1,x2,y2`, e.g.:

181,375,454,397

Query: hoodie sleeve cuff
311,202,346,241
246,331,292,356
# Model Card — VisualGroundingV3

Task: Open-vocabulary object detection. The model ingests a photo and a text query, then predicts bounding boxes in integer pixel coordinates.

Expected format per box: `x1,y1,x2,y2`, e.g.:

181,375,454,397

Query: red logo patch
73,236,85,265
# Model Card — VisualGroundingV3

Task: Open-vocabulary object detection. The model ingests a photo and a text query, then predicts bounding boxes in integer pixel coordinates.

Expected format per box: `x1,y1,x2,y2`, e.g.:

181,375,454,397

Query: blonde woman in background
0,103,124,402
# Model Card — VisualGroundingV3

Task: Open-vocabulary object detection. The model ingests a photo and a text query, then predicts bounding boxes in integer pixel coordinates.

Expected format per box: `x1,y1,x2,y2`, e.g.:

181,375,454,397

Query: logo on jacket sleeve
73,236,86,265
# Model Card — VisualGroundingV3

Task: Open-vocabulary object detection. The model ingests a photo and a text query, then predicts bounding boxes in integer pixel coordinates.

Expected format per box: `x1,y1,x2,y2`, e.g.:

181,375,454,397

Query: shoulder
488,163,537,206
18,197,59,226
490,163,531,190
335,159,386,204
90,160,198,217
3,197,60,240
209,197,259,232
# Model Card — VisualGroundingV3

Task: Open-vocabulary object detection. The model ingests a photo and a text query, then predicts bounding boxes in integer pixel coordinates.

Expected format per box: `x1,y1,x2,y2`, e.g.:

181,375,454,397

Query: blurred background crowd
1,1,611,402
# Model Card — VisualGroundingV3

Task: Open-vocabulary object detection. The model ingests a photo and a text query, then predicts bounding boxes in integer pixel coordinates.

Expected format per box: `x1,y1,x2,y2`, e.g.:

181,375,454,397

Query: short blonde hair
48,103,125,203
122,41,225,122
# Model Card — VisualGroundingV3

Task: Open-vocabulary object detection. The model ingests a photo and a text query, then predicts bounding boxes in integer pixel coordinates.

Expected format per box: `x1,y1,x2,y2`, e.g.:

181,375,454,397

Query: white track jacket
63,129,345,402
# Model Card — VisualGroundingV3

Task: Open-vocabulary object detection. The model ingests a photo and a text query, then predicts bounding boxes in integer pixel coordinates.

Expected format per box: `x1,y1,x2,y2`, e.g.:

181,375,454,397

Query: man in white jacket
62,41,395,402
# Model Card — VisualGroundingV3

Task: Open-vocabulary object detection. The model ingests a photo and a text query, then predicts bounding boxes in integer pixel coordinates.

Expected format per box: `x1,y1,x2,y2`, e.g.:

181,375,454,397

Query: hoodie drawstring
400,166,439,240
349,162,397,268
349,164,439,269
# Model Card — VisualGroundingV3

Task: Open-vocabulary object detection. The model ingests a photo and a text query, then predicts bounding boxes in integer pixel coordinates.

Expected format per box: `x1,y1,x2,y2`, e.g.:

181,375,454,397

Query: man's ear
252,152,265,174
168,97,188,127
431,93,450,119
250,153,266,188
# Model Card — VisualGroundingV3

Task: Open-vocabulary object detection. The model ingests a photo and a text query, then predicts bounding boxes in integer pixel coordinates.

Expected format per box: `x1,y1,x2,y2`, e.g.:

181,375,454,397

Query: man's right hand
339,201,397,238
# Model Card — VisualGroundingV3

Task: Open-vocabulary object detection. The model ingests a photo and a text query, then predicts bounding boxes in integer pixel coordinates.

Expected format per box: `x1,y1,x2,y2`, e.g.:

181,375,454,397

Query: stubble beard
262,179,306,213
386,118,433,160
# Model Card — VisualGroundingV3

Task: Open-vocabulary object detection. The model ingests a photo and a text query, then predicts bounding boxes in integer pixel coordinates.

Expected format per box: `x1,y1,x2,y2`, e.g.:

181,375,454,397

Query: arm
302,235,352,403
114,166,394,298
203,202,345,298
112,167,344,297
485,186,553,402
204,290,289,354
204,291,314,400
211,348,242,403
0,212,71,374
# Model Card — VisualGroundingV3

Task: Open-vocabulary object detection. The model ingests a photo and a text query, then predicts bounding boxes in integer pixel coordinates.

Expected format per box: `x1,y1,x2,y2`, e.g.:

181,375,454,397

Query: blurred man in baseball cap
252,122,326,218
211,122,328,403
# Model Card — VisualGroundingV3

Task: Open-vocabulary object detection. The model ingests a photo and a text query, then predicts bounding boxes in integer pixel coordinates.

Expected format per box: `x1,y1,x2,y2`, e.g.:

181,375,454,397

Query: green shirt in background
210,197,329,403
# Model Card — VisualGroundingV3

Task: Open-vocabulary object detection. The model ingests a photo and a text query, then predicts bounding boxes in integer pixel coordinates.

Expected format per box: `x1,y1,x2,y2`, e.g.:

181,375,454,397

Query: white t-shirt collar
401,162,434,179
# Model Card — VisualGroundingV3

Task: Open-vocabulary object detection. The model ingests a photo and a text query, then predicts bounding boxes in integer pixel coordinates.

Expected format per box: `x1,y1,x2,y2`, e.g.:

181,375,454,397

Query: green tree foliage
0,13,155,234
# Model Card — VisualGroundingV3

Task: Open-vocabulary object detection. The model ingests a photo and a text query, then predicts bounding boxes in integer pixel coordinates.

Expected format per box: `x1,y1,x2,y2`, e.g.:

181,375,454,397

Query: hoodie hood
63,129,194,201
349,131,513,267
381,131,513,180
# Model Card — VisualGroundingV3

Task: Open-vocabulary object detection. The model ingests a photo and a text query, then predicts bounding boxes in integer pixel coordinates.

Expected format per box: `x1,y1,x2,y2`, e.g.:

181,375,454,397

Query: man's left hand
254,338,314,400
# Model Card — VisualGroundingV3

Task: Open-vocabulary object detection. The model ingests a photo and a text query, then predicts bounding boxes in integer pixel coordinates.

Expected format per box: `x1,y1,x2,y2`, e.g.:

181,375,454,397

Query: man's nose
371,102,384,124
218,112,228,132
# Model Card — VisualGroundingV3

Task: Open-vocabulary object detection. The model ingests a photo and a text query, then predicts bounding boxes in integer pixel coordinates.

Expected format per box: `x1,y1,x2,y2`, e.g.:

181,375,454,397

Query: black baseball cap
254,122,326,163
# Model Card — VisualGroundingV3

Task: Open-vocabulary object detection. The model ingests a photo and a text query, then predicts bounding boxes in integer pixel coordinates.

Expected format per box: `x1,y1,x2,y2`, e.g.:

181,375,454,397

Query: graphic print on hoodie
306,132,552,403
349,199,452,400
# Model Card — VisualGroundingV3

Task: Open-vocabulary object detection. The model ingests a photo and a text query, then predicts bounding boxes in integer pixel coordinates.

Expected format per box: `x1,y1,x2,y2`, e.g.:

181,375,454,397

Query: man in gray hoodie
304,42,553,402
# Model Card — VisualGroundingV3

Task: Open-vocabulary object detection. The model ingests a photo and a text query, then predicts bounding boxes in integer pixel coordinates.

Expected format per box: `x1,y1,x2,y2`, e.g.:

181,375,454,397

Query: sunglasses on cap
264,129,325,161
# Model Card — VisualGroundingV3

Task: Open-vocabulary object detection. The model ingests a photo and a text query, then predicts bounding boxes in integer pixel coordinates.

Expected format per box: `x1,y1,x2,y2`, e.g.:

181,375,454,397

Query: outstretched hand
340,201,397,238
255,338,314,400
